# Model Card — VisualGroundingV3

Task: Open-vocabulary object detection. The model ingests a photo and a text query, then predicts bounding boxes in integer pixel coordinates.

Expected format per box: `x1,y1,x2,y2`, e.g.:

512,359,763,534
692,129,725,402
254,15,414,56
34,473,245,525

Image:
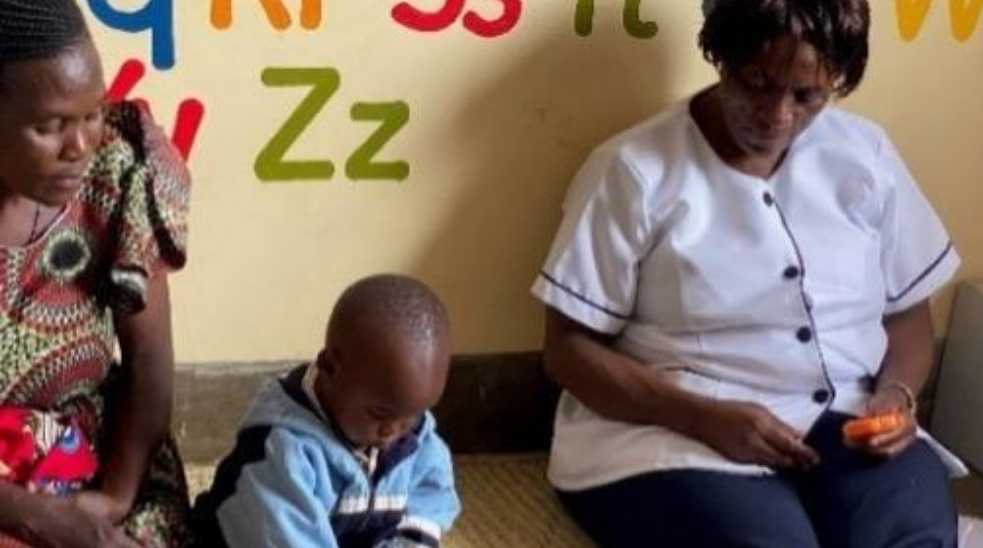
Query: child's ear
316,347,338,378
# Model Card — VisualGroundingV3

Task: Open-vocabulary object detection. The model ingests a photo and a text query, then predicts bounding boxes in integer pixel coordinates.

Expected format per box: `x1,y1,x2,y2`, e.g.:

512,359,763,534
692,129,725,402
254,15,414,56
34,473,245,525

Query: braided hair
0,0,90,69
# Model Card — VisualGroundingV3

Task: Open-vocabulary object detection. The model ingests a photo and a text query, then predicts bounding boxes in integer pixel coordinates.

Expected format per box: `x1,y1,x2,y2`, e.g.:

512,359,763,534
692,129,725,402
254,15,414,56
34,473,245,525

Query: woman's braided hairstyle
0,0,89,69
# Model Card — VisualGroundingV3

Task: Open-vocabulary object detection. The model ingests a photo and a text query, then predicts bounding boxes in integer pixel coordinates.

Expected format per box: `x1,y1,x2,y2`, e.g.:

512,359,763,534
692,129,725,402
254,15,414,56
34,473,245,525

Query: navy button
763,192,775,206
796,327,812,342
812,389,830,404
783,266,800,279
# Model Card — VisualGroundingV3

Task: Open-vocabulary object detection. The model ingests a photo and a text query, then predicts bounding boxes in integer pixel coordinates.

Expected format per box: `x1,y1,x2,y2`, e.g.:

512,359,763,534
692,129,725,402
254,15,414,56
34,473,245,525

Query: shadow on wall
411,15,685,351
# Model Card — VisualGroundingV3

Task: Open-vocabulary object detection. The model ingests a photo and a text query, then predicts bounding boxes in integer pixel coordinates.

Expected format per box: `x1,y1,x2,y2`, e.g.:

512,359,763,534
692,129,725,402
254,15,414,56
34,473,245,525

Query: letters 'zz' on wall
254,68,410,183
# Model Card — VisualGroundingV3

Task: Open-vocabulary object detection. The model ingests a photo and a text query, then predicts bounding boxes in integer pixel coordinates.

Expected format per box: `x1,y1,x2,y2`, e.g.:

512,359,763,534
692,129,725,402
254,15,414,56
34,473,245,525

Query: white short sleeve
878,136,960,314
531,148,654,334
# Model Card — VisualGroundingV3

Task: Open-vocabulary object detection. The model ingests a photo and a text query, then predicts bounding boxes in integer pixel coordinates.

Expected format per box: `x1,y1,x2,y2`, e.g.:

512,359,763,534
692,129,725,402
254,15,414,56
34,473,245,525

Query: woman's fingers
752,437,796,469
698,400,820,469
866,414,917,457
776,433,820,467
762,422,819,468
739,406,817,469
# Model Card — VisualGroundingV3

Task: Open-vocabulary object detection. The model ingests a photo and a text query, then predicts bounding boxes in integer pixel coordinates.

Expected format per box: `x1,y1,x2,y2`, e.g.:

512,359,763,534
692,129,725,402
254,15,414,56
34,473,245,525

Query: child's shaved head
327,273,448,349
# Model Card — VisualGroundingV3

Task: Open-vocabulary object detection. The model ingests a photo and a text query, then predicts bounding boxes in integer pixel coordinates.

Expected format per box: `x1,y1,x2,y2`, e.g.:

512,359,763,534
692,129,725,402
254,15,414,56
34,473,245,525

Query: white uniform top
531,96,965,491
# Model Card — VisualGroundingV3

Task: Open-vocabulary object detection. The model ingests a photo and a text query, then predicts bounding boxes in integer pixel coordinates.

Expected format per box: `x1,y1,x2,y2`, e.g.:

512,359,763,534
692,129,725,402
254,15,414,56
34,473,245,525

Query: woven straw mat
186,453,594,548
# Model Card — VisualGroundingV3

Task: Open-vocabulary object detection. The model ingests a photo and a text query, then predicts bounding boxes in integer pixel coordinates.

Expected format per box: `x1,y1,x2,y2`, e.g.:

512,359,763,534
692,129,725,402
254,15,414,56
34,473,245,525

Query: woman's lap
794,412,957,548
0,437,191,548
557,412,957,548
558,468,820,548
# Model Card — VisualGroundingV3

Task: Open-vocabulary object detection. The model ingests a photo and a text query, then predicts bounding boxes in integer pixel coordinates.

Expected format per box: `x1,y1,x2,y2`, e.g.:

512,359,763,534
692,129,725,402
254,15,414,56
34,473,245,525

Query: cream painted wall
86,1,981,362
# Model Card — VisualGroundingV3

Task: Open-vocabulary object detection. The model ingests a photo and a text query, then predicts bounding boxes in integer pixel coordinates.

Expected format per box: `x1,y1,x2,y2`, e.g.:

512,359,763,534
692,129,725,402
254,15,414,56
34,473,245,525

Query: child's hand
71,490,130,524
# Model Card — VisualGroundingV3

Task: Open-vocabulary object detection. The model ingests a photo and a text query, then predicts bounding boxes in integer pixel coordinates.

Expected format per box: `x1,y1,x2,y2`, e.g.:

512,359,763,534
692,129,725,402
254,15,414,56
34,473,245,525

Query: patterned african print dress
0,102,192,548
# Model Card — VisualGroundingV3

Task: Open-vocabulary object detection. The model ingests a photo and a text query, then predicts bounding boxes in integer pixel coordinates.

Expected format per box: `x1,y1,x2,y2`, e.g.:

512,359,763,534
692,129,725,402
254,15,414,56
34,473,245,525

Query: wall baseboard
174,344,946,464
174,352,559,463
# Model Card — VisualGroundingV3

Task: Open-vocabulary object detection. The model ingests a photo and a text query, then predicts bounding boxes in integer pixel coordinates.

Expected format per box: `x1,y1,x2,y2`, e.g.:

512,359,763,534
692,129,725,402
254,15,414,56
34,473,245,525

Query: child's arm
205,428,340,548
387,429,461,547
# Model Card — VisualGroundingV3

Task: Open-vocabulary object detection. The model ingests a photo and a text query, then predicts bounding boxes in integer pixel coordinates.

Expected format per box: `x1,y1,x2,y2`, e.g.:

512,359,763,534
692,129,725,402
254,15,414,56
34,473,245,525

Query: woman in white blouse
532,0,962,546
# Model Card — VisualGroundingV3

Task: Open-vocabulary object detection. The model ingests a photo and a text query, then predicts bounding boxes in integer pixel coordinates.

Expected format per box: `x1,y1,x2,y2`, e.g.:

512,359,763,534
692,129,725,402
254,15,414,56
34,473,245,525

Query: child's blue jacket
193,365,460,548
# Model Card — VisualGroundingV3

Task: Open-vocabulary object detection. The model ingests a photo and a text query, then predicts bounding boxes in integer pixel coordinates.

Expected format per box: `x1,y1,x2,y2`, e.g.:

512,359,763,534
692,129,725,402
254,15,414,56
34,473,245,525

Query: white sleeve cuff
532,272,628,334
884,243,961,314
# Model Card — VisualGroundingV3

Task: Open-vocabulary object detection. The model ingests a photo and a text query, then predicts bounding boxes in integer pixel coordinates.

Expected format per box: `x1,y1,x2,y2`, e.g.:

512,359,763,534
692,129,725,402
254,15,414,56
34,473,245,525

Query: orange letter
950,0,983,41
895,0,932,41
211,0,321,30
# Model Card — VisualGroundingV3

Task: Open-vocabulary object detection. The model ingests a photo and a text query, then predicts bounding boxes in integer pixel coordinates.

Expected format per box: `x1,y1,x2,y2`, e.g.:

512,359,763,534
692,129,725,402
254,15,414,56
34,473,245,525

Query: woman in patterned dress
0,1,192,546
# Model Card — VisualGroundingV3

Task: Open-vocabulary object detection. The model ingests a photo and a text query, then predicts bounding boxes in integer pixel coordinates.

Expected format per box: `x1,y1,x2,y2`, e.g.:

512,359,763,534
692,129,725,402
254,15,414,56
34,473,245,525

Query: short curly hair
699,0,870,97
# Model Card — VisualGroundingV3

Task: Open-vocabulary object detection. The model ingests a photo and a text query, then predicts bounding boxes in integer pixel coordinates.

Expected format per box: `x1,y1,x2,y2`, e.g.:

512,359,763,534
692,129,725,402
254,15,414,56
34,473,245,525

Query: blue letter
87,0,176,70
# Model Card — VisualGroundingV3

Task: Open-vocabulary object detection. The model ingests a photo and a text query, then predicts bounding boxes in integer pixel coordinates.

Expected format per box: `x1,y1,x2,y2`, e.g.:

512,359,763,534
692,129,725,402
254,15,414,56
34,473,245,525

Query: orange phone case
842,412,904,442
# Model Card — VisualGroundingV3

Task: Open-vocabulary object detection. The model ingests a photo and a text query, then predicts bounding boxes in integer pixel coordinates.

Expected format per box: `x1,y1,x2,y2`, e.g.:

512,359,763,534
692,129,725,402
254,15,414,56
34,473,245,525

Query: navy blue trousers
557,412,957,548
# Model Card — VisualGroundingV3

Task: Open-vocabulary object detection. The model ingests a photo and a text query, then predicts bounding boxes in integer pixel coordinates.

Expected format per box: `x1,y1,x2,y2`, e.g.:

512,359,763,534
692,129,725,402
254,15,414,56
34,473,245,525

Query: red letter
105,58,206,160
463,0,522,37
391,0,466,32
